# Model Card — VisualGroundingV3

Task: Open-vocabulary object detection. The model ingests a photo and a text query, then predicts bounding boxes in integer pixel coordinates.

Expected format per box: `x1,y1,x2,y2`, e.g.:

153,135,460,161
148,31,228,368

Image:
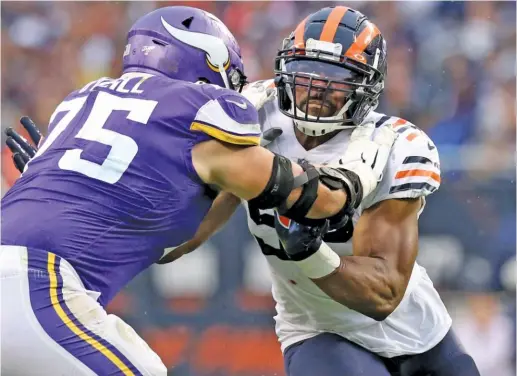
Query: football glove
241,80,277,111
274,212,329,261
5,116,41,173
274,213,341,279
318,122,398,211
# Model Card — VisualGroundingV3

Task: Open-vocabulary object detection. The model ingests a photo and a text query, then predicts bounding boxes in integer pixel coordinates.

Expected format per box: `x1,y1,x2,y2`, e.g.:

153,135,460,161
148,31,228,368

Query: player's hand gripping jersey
245,92,452,358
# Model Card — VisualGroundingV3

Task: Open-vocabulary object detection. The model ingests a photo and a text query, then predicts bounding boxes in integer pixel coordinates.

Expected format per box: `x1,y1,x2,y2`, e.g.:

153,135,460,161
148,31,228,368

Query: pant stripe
28,249,142,375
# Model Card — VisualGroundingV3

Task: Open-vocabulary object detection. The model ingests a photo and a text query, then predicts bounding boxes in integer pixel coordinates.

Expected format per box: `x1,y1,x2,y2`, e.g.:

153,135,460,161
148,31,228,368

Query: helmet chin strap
293,118,357,136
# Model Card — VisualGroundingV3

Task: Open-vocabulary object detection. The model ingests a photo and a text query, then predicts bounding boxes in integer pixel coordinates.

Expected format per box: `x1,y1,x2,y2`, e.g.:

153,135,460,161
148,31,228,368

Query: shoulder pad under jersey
188,82,262,146
361,115,441,209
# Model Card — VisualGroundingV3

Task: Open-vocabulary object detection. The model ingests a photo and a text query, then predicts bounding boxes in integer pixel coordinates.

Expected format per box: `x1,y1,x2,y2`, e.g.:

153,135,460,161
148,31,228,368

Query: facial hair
298,91,338,117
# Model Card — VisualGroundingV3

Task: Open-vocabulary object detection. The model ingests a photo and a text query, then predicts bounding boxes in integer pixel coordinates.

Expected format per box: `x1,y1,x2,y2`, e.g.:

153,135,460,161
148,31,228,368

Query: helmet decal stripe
319,6,349,43
344,21,380,63
161,16,230,71
294,16,309,48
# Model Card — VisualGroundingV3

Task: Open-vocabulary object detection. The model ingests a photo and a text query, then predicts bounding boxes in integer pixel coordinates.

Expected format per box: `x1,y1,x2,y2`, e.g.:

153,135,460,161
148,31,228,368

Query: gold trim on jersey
191,121,260,146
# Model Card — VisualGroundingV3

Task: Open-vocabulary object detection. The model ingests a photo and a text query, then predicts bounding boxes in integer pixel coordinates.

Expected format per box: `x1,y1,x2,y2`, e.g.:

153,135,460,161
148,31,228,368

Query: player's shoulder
366,111,439,165
360,112,441,206
184,81,259,122
174,81,261,146
123,78,262,146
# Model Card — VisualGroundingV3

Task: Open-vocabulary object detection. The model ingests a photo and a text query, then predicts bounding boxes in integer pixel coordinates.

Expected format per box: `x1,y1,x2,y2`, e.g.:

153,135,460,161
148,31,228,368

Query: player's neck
294,126,340,151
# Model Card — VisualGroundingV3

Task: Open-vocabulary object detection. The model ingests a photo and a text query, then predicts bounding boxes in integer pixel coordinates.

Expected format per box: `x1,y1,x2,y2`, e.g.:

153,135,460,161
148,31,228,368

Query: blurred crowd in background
1,2,515,375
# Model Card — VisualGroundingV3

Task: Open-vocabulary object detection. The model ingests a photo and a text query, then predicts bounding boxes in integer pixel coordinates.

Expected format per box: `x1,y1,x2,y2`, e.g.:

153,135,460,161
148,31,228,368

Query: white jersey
244,84,452,358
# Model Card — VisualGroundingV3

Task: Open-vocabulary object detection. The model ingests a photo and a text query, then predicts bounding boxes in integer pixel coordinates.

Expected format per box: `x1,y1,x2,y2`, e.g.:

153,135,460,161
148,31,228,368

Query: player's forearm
311,254,405,321
284,178,348,219
279,199,419,320
235,151,348,219
194,141,348,219
306,183,347,219
199,191,241,236
157,192,241,264
262,159,348,219
311,199,420,320
156,239,198,264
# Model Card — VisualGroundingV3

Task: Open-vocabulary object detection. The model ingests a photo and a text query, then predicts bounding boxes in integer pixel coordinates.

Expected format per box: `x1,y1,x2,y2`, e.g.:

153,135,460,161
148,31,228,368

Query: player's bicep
157,191,241,264
192,140,278,200
353,198,421,278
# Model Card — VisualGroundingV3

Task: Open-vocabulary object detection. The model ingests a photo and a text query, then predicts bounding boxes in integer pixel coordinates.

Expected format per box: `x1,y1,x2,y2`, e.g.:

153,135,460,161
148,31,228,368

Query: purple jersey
2,72,261,306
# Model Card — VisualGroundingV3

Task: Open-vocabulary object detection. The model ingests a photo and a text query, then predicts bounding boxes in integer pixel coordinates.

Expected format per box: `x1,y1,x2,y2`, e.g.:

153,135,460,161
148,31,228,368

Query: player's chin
306,104,335,118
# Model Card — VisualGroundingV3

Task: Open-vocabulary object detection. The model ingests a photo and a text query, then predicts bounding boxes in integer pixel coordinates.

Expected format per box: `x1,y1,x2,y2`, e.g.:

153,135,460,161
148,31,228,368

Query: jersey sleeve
361,121,441,209
190,85,262,146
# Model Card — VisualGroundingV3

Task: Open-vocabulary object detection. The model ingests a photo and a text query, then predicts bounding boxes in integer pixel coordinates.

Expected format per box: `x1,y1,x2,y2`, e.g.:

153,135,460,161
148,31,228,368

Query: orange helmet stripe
345,21,381,63
294,16,309,48
319,6,349,43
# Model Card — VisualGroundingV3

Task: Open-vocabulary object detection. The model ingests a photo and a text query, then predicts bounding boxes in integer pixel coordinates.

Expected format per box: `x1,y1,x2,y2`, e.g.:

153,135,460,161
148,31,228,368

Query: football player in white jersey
250,6,479,375
6,5,480,376
183,6,477,375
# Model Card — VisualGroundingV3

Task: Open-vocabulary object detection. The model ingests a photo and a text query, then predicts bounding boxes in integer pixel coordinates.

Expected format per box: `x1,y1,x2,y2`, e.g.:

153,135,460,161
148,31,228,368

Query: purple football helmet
123,6,247,91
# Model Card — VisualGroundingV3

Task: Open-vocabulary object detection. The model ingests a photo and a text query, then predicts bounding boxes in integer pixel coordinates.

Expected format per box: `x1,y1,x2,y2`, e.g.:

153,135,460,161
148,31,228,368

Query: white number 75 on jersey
28,91,158,184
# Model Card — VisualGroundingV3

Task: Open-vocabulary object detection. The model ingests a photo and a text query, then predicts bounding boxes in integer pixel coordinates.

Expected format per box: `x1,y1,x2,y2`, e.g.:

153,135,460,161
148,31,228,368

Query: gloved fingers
20,116,42,146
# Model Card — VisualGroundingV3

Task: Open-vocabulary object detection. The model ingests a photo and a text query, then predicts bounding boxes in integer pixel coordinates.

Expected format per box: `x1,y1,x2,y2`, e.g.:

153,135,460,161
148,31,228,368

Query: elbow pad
248,155,320,224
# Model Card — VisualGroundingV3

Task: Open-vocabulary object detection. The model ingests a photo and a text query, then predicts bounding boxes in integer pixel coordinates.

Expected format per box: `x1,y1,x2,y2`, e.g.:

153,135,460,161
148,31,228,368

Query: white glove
240,81,277,111
338,122,398,199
